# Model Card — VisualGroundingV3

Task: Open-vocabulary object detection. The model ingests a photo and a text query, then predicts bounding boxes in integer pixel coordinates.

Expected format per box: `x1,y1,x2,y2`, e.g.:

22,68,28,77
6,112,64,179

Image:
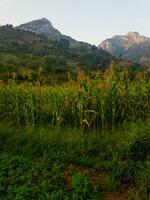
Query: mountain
99,32,150,65
16,18,82,48
0,24,112,82
16,18,61,38
15,18,112,68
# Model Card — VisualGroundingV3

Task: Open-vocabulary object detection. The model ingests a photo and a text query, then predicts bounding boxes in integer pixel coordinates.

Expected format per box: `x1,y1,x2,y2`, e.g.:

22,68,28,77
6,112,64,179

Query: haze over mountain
99,32,150,65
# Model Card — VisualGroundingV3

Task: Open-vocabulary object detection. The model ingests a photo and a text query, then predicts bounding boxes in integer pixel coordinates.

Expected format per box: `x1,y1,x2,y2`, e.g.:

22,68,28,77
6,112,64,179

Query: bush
130,134,150,161
72,172,98,200
100,175,118,193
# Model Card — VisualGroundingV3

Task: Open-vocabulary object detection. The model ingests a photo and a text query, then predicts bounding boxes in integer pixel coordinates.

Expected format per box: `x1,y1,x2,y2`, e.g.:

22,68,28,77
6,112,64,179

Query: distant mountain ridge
16,18,84,48
16,18,61,38
14,18,113,68
99,32,150,65
0,23,112,82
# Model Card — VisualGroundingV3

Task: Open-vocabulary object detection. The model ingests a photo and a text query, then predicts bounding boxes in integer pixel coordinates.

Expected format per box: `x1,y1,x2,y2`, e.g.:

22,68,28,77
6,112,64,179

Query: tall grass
0,68,150,128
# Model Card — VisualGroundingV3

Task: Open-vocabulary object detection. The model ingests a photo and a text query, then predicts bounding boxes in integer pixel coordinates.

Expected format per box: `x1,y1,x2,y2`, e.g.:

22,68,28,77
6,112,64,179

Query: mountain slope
16,18,82,48
99,32,150,65
16,18,61,38
0,24,112,81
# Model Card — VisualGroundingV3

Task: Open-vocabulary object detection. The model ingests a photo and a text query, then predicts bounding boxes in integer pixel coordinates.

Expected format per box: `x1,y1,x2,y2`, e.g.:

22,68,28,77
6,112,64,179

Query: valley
0,17,150,200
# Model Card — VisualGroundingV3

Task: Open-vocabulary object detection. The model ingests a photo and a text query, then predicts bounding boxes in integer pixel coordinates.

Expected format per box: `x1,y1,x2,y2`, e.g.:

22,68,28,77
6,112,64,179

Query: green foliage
100,175,118,193
0,120,150,199
130,134,150,161
113,160,140,184
0,155,66,200
50,189,69,200
55,38,70,50
72,172,97,199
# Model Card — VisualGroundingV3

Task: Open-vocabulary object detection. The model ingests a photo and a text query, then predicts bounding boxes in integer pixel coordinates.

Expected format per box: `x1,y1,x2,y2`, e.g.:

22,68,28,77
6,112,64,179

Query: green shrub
113,160,140,184
72,172,98,200
100,175,118,193
129,134,150,161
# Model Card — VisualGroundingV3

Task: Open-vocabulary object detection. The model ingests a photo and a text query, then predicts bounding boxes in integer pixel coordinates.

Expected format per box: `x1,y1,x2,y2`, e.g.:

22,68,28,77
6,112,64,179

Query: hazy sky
0,0,150,45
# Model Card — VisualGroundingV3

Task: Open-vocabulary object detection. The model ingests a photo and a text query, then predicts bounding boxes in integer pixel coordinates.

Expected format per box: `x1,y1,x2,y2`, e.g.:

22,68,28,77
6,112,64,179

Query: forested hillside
0,25,112,83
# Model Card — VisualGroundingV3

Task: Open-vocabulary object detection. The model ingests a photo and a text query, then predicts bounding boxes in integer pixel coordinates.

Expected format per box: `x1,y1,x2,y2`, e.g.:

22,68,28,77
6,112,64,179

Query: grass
0,120,150,199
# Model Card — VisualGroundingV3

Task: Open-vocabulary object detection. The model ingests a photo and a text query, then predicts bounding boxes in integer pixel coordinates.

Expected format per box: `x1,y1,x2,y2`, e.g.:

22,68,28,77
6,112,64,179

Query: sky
0,0,150,45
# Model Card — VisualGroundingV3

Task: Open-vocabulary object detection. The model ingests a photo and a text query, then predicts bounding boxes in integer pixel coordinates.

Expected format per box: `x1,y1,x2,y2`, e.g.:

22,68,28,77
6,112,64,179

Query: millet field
0,67,150,199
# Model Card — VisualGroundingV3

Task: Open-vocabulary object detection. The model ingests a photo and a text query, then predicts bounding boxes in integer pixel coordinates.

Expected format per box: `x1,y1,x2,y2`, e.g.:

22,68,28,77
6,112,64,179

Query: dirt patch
63,170,72,186
104,194,126,200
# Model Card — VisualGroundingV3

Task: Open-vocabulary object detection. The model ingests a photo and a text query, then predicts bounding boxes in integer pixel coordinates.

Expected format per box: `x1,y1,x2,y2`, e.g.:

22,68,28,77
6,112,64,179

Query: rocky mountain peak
16,18,83,48
40,18,51,23
33,18,53,26
99,32,150,65
16,18,61,38
126,31,148,44
127,31,140,37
